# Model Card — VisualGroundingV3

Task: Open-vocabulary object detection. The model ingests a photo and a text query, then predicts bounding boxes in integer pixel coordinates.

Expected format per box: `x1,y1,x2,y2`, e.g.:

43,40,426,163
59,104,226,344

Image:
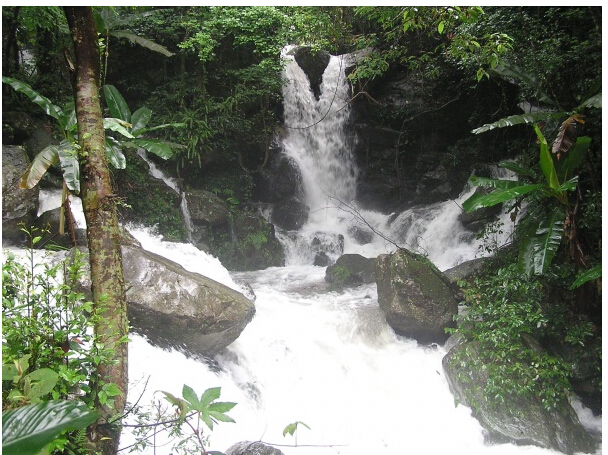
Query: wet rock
325,254,376,288
271,196,309,230
375,249,458,344
226,441,284,455
443,339,597,454
292,46,331,100
2,145,39,246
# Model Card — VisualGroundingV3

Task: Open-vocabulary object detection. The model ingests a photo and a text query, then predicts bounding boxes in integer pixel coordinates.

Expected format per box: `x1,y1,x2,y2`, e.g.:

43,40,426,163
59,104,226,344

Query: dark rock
325,254,376,288
348,225,374,245
186,189,231,227
2,145,39,246
443,339,597,454
226,441,284,455
271,196,309,230
375,249,458,344
314,251,330,267
34,207,87,249
253,153,303,204
292,46,331,100
2,111,35,145
209,211,285,272
443,257,490,284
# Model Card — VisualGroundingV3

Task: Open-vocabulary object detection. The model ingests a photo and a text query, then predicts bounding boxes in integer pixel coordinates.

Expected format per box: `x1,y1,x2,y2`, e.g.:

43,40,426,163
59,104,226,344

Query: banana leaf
103,117,134,138
19,145,59,190
130,107,152,136
535,124,560,190
103,85,131,123
556,136,591,183
469,175,524,189
56,141,80,194
2,400,98,455
570,265,602,290
472,111,561,135
462,183,544,213
135,122,186,136
111,30,175,57
106,136,127,169
129,138,175,159
497,161,536,179
519,205,565,275
2,77,64,124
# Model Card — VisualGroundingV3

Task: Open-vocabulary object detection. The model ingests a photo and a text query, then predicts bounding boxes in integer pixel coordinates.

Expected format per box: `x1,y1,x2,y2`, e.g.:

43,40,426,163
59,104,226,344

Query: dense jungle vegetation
2,6,601,455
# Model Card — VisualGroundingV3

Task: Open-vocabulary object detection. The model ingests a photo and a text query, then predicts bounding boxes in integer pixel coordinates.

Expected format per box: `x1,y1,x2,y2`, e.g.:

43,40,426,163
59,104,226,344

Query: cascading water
13,50,600,455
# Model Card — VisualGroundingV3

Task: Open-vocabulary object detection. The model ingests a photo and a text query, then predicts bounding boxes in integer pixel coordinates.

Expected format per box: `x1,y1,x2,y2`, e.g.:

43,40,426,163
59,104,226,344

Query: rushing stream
10,49,600,455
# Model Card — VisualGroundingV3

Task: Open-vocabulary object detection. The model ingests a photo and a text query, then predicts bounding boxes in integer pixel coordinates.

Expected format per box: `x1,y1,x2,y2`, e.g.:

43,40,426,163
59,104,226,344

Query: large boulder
271,196,309,230
121,244,255,356
2,145,39,246
375,249,458,344
226,441,284,455
442,339,597,454
325,254,376,288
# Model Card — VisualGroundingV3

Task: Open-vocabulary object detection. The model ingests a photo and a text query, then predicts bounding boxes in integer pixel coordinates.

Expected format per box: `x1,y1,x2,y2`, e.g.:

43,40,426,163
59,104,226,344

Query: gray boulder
375,249,458,344
325,254,376,288
2,145,39,246
442,339,597,454
122,244,255,356
226,441,284,455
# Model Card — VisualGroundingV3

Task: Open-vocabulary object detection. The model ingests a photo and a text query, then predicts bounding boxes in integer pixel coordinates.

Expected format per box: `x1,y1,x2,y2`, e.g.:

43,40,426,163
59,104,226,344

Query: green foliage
2,400,98,455
2,226,123,452
350,6,513,84
158,384,236,454
450,264,574,411
283,420,310,446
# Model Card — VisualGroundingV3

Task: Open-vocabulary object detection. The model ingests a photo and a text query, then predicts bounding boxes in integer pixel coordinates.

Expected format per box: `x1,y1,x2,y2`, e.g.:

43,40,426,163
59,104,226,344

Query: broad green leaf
208,410,236,424
182,385,199,408
472,112,561,135
103,85,131,123
492,64,557,106
577,93,601,110
556,136,590,183
469,176,523,190
2,400,98,455
135,122,185,135
131,138,174,159
106,137,126,170
20,145,60,190
130,107,152,136
208,401,237,414
2,77,64,122
111,30,175,57
462,184,544,213
24,369,59,401
160,391,189,422
570,265,602,290
57,142,80,194
438,21,445,34
200,410,215,430
532,205,565,275
2,364,19,382
103,118,134,138
534,124,559,190
498,161,536,179
198,387,221,407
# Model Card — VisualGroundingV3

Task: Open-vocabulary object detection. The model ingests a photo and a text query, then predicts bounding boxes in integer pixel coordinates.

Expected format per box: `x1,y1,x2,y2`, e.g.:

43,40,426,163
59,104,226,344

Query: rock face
375,249,458,344
325,254,376,288
442,339,597,454
292,46,331,100
226,441,284,455
185,189,284,271
271,196,309,230
121,245,255,356
2,145,39,246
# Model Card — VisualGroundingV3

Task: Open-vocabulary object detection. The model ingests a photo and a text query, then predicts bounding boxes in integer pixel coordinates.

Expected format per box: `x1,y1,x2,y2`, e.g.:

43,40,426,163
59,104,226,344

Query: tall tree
64,7,128,455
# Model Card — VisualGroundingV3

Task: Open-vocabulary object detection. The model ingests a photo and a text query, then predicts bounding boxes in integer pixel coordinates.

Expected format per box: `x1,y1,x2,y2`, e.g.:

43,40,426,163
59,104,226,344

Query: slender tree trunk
64,7,128,455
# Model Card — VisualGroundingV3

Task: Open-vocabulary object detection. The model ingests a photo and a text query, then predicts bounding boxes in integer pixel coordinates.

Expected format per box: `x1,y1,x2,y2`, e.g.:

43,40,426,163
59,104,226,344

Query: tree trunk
64,7,128,455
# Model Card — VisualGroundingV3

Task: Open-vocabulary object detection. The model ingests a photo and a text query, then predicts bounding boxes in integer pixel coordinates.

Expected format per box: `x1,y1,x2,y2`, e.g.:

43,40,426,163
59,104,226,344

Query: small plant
283,421,311,446
159,385,236,455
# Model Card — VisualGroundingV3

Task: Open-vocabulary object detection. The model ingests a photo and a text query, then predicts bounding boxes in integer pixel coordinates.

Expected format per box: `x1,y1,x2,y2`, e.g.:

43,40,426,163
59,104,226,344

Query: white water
19,51,601,455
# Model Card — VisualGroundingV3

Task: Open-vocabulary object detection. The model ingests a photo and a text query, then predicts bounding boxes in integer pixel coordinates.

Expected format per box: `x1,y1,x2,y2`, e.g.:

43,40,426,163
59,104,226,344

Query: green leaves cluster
162,385,236,430
451,264,573,411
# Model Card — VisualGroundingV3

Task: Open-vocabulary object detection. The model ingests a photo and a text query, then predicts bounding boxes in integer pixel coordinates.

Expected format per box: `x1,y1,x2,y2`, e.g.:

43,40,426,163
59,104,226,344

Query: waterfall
136,149,194,241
